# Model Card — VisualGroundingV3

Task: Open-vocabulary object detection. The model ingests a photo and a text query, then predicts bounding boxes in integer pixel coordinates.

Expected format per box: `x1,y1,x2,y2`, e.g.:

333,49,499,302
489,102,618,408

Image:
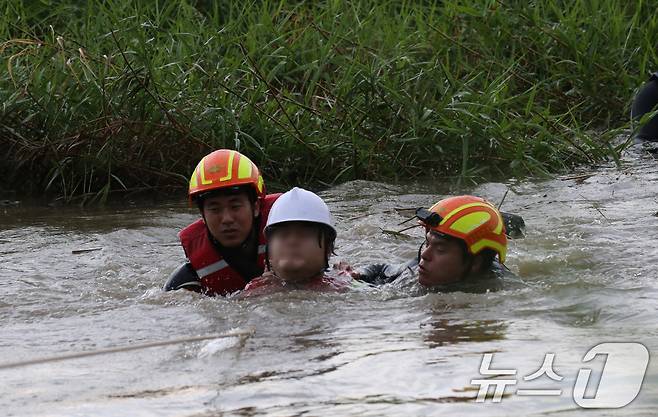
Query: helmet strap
416,240,425,263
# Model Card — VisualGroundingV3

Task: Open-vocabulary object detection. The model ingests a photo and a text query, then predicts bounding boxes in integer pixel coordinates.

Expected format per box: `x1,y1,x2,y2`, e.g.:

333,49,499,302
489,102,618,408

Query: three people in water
164,149,517,297
164,71,658,295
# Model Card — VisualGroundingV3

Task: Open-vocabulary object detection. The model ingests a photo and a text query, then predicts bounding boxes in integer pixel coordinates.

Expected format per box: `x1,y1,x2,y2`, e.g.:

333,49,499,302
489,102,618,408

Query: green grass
1,0,656,203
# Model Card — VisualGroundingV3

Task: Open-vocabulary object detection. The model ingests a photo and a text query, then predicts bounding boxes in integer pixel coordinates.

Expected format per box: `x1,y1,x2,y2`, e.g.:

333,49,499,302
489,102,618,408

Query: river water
2,147,658,416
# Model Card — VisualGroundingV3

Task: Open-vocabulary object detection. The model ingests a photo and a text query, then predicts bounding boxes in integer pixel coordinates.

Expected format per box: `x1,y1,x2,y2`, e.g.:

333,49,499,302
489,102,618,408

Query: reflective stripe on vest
196,260,229,278
195,245,266,278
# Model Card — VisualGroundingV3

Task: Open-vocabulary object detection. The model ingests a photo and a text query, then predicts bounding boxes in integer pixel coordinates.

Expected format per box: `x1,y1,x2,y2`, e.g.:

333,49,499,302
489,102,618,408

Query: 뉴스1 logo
470,342,650,408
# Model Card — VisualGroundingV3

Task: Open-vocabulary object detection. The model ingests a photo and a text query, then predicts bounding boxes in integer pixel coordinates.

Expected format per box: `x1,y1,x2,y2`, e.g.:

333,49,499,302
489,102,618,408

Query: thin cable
0,328,254,370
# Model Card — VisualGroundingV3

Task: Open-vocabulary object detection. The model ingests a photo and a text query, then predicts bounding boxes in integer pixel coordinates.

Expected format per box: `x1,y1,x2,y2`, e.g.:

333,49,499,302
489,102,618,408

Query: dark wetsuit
356,258,523,293
632,72,658,142
163,233,262,293
164,262,201,292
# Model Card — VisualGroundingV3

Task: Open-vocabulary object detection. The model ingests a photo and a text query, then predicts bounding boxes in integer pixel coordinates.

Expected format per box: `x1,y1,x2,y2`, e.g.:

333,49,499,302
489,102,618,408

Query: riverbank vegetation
1,0,655,203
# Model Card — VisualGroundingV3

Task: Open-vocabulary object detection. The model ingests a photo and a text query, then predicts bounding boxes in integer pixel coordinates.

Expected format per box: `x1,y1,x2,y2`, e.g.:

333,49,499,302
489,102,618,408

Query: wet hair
195,185,257,211
318,224,337,257
475,249,497,271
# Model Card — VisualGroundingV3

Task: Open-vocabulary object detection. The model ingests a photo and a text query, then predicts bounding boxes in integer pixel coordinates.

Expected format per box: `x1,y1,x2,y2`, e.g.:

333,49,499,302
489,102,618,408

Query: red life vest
179,193,280,296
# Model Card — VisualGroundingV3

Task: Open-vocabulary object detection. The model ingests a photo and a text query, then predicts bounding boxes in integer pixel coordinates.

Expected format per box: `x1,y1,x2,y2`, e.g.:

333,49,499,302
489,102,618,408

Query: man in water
163,149,280,296
353,195,519,293
240,187,350,297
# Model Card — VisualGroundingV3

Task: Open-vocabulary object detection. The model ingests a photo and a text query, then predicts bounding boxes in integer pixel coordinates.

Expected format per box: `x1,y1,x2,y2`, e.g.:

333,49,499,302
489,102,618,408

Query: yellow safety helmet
188,149,265,202
416,195,507,263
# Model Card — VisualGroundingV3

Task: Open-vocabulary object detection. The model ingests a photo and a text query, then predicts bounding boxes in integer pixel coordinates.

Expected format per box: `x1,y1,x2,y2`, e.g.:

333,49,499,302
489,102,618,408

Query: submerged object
631,72,658,143
501,211,525,239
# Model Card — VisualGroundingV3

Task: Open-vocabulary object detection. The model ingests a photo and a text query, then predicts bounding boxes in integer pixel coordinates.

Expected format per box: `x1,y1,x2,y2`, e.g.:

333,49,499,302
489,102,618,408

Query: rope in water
0,328,254,370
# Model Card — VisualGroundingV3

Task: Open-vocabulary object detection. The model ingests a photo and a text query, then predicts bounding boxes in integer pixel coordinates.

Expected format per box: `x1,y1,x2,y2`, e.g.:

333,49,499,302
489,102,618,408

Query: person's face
418,231,470,287
268,222,327,283
202,193,259,248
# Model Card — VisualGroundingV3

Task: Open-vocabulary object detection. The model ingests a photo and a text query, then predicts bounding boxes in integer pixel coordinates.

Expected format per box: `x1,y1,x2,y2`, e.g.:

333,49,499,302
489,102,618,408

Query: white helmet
266,187,336,236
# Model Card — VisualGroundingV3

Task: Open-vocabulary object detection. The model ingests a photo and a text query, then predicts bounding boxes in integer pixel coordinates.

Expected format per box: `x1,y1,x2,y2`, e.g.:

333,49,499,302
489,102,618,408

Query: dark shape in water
632,71,658,142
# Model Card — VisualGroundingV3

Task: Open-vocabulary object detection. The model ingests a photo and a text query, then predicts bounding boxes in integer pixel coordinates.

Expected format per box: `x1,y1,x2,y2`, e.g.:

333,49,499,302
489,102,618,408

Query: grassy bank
1,0,655,203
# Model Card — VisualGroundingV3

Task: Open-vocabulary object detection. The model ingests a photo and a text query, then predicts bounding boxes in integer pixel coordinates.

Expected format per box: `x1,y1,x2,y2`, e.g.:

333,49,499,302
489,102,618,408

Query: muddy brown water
2,147,658,416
